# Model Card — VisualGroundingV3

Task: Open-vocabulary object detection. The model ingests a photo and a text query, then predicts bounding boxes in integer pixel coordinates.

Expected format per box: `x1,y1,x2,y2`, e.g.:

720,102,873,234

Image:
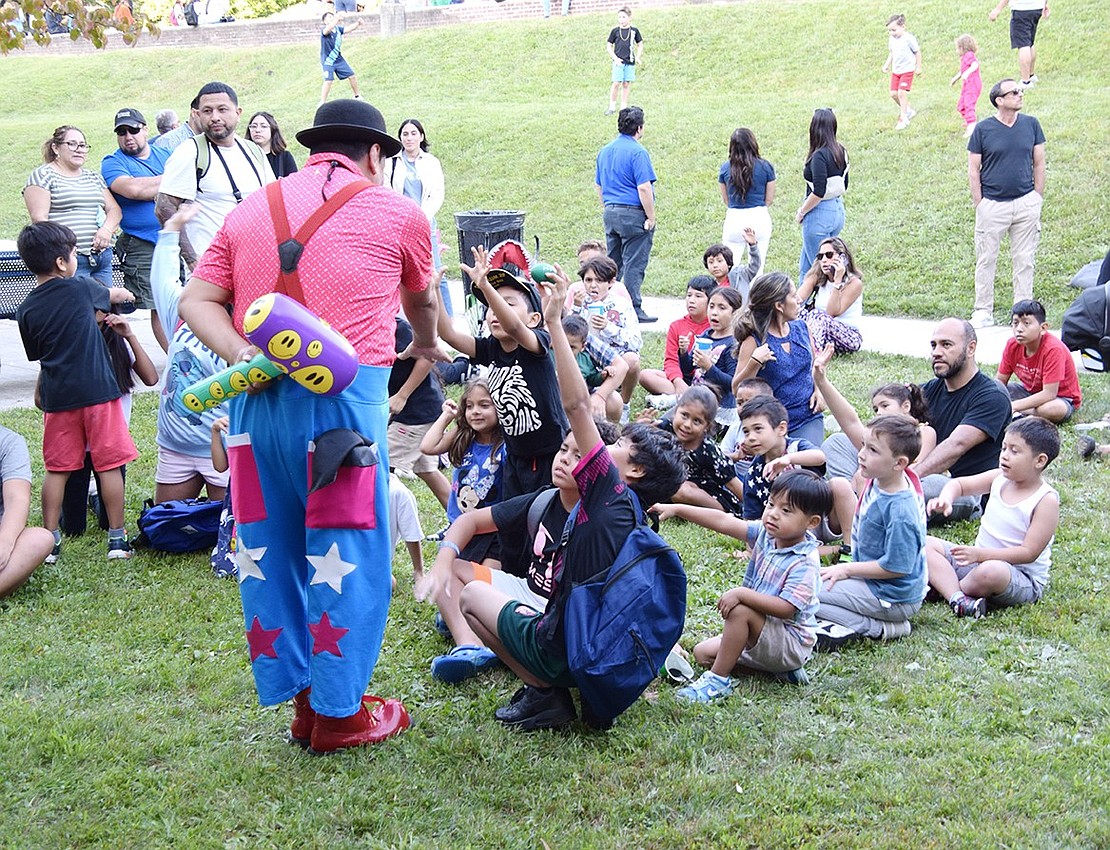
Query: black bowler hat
296,99,402,158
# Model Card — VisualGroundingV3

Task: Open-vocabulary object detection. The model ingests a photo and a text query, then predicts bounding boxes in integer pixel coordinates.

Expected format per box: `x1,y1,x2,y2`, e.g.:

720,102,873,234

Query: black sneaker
493,687,529,722
45,541,61,564
814,619,863,652
496,686,576,731
107,537,134,560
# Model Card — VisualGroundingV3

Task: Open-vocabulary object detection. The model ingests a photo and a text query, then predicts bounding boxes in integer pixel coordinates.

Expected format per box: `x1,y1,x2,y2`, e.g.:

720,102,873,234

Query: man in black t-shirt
823,318,1010,525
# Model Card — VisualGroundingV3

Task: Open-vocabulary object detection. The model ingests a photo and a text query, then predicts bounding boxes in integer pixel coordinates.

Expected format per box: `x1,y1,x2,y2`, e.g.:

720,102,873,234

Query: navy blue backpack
136,498,223,553
562,499,687,727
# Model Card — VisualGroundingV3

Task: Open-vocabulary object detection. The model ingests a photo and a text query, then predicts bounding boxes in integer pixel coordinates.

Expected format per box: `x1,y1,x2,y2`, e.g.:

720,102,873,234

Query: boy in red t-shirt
996,299,1081,423
639,274,715,410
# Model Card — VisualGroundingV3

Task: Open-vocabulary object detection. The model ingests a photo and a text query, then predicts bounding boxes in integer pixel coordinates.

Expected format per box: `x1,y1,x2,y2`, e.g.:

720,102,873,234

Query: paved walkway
0,281,1016,413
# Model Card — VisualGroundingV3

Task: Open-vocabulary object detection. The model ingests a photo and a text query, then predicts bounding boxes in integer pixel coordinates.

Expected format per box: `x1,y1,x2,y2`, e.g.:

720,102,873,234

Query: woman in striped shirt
24,125,122,285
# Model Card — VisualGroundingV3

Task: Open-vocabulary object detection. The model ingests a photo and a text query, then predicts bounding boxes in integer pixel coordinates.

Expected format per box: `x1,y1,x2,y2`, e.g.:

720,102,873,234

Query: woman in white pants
719,127,776,276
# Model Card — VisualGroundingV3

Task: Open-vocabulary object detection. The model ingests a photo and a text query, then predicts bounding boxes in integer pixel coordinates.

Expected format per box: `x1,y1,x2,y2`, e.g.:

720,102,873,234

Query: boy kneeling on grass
925,416,1059,619
996,299,1082,424
653,469,832,699
420,264,685,731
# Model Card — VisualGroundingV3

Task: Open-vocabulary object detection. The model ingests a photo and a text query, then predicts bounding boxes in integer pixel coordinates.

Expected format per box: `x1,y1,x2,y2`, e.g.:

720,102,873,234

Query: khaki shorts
387,421,439,474
739,616,813,674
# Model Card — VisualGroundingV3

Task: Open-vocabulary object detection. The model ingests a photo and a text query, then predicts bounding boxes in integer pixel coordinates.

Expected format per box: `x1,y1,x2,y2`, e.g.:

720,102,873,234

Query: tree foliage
0,0,157,53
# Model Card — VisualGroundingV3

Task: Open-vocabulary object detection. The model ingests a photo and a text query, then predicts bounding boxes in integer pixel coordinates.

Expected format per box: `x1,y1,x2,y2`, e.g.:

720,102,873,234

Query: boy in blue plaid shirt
653,469,832,699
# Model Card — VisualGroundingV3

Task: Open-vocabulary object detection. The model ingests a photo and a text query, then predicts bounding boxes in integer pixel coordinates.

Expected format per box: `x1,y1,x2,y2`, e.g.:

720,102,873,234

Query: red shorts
890,72,915,92
43,399,139,473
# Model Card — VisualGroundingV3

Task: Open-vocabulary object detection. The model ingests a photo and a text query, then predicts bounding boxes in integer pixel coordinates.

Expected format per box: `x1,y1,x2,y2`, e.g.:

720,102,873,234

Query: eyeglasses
1001,89,1024,97
247,123,270,130
58,141,90,151
817,251,837,260
116,127,143,136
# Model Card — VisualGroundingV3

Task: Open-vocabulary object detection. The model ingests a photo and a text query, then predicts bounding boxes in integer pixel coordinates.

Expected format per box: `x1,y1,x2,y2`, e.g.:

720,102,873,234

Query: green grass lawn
0,0,1107,323
2,339,1110,848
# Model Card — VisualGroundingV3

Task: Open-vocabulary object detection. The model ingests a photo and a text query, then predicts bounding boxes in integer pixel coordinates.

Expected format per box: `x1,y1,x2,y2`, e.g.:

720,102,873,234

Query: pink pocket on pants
305,443,378,530
227,432,268,524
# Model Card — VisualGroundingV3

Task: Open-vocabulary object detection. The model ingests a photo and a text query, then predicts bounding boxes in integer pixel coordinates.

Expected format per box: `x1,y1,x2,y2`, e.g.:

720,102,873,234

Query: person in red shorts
15,221,138,563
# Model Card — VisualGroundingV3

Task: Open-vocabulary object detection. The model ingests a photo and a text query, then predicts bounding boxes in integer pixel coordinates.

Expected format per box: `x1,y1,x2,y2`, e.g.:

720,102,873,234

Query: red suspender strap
265,177,374,305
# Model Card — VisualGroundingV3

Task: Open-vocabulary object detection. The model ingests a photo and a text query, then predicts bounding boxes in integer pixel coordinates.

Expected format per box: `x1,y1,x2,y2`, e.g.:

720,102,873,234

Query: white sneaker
894,117,909,131
963,124,975,138
1028,74,1039,84
646,393,676,411
879,620,912,641
969,309,995,329
906,107,917,120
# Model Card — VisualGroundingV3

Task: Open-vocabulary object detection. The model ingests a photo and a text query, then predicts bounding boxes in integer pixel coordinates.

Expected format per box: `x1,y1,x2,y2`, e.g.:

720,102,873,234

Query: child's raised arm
420,399,458,456
651,501,749,541
104,314,159,386
812,342,867,447
468,247,544,355
542,267,601,453
210,416,229,473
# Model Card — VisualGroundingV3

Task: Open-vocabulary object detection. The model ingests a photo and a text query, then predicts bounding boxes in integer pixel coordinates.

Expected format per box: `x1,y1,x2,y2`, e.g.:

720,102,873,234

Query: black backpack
183,0,199,27
1061,281,1110,372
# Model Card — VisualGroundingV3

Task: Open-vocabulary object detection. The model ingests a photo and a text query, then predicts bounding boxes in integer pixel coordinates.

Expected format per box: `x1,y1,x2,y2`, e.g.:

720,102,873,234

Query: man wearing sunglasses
102,107,172,350
967,79,1046,330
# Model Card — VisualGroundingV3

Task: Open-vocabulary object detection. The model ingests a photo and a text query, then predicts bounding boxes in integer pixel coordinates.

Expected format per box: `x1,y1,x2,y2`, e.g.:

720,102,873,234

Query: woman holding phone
797,236,863,354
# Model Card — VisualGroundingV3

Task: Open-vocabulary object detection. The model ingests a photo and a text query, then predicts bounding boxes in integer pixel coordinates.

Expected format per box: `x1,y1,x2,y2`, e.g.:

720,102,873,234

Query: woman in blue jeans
23,125,121,286
795,108,848,280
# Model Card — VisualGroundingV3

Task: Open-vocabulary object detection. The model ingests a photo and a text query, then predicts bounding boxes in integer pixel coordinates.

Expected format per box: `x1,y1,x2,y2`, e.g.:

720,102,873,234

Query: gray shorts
739,616,813,674
1007,383,1075,422
942,542,1042,608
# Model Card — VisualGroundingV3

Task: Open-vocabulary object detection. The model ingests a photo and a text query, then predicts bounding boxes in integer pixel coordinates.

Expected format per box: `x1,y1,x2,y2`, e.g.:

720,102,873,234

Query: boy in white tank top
923,416,1059,618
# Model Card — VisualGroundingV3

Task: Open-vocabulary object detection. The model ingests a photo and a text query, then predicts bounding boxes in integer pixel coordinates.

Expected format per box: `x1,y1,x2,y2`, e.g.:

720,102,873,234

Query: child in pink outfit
951,34,982,136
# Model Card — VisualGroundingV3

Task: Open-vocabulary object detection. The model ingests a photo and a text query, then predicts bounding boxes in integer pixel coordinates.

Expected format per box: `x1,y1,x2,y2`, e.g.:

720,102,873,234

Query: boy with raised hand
15,222,138,563
437,245,568,499
442,263,685,730
654,469,832,698
703,231,761,301
996,299,1081,423
925,416,1059,619
640,274,715,411
814,415,928,649
415,419,621,685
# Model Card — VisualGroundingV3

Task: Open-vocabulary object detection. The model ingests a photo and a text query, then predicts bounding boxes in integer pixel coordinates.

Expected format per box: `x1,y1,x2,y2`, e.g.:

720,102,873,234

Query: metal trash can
453,210,526,295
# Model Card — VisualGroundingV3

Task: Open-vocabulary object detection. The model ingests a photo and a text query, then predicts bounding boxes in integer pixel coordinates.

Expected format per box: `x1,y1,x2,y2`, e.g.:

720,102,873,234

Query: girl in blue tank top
730,271,825,446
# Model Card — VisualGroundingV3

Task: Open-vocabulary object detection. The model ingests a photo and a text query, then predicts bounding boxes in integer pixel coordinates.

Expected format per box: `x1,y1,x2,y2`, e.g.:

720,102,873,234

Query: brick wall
11,0,721,55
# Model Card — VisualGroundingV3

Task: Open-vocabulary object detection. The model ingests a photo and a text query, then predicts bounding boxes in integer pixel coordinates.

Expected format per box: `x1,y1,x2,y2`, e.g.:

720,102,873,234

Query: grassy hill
1,0,1106,321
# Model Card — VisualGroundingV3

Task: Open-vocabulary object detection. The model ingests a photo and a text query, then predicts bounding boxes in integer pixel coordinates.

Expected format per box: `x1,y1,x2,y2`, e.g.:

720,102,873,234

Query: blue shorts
611,61,636,83
323,58,355,81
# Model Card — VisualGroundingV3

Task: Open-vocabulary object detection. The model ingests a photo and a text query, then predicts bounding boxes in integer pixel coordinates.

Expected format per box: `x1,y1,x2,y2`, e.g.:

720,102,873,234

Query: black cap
113,107,146,130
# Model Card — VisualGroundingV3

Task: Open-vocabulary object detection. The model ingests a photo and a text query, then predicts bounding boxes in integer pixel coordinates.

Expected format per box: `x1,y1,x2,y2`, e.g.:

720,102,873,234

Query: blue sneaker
433,611,452,640
676,671,734,703
774,667,810,686
431,645,501,683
